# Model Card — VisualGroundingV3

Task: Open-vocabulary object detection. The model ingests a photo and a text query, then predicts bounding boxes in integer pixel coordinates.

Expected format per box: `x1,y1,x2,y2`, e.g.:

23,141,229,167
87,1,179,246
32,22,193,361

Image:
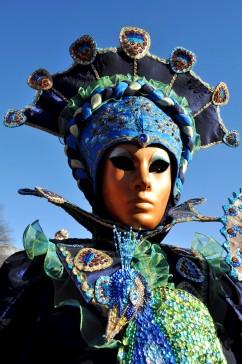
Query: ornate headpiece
4,26,239,207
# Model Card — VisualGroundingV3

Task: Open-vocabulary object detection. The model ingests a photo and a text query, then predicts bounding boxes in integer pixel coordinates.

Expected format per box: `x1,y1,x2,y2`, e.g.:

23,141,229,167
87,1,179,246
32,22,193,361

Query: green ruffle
133,239,174,289
23,220,63,280
191,233,230,275
69,74,187,112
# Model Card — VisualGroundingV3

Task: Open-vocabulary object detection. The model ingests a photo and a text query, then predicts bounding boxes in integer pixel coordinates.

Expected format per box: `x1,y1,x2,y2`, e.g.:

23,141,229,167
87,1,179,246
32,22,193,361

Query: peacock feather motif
94,227,226,364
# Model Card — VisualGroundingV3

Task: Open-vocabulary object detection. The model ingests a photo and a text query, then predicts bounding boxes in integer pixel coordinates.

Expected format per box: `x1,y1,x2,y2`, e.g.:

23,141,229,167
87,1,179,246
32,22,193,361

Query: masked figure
1,27,241,364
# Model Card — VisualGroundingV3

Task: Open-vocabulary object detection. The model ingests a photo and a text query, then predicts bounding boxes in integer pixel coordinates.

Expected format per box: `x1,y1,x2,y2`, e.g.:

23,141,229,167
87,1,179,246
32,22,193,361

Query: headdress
4,26,239,207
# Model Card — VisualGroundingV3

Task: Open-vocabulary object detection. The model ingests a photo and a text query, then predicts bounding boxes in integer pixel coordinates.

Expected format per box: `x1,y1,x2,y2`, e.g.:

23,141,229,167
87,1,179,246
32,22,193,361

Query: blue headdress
4,26,239,207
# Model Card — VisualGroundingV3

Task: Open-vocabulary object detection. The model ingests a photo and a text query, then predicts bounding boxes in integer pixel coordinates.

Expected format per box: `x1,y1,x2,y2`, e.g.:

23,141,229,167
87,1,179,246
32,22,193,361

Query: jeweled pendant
170,47,196,73
212,82,229,105
137,133,149,146
69,35,97,65
74,247,113,272
176,257,204,283
27,69,53,90
223,130,240,147
119,26,150,59
4,109,27,127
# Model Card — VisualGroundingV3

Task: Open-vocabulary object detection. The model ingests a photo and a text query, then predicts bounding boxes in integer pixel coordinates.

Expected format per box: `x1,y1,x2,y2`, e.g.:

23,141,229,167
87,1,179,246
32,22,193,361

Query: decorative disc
176,257,204,283
35,187,66,204
223,130,240,147
74,248,113,272
27,69,53,90
119,26,150,59
4,109,26,127
69,35,97,65
212,82,229,106
170,47,196,73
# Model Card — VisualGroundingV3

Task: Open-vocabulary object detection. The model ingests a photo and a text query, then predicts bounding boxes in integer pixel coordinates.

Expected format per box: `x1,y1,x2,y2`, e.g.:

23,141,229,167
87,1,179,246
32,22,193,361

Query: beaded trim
220,189,242,280
35,187,66,204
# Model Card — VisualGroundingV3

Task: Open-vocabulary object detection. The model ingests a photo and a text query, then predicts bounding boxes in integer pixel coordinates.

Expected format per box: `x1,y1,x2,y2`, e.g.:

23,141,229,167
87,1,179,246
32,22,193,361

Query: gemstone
138,133,149,145
170,47,196,73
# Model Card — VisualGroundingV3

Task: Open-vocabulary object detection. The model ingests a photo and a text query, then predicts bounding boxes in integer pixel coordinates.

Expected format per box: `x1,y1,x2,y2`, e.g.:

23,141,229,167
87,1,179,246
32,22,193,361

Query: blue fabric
77,96,182,193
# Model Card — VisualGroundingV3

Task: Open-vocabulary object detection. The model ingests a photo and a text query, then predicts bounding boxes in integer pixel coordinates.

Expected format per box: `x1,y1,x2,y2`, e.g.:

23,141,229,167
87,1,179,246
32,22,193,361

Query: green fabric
191,233,230,275
44,241,64,280
23,220,49,259
80,305,119,349
23,220,64,280
133,239,174,289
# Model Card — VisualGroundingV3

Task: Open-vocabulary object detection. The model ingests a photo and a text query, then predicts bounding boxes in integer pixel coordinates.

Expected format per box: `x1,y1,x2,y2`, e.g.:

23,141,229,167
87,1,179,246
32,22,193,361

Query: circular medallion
170,47,196,73
69,35,97,65
4,109,27,127
119,26,150,59
223,130,240,147
176,257,204,283
74,248,113,272
27,69,53,90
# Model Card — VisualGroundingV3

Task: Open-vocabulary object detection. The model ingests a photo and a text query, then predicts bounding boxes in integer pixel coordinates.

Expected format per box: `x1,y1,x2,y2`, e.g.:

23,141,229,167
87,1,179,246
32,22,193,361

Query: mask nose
133,162,151,191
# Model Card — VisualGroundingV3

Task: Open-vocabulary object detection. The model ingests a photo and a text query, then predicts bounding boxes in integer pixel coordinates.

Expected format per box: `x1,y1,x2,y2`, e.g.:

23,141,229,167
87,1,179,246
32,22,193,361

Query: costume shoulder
161,243,242,363
0,250,53,330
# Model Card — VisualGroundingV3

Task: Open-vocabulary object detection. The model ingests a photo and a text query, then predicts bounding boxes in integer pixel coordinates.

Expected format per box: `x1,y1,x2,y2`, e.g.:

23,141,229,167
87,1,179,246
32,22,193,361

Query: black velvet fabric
22,48,227,148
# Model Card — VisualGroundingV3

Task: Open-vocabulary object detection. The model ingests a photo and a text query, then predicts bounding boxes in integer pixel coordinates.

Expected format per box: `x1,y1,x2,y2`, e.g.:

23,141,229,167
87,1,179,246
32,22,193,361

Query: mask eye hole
110,156,134,171
149,159,169,173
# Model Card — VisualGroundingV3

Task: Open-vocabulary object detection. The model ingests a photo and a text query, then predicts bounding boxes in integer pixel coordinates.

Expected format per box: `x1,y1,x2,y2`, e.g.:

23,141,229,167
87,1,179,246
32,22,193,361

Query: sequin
152,288,226,363
95,275,111,305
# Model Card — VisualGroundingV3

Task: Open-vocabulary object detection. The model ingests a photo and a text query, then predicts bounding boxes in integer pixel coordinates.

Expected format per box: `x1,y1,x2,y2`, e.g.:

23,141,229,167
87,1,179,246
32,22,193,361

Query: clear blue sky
0,0,242,248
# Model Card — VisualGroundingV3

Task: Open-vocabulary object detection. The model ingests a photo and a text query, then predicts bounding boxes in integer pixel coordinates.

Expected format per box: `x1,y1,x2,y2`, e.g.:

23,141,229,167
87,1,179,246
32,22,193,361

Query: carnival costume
1,27,241,363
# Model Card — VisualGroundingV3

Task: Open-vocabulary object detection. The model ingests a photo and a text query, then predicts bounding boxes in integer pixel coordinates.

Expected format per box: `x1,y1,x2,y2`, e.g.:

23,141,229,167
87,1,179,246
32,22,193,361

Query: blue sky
1,0,242,248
